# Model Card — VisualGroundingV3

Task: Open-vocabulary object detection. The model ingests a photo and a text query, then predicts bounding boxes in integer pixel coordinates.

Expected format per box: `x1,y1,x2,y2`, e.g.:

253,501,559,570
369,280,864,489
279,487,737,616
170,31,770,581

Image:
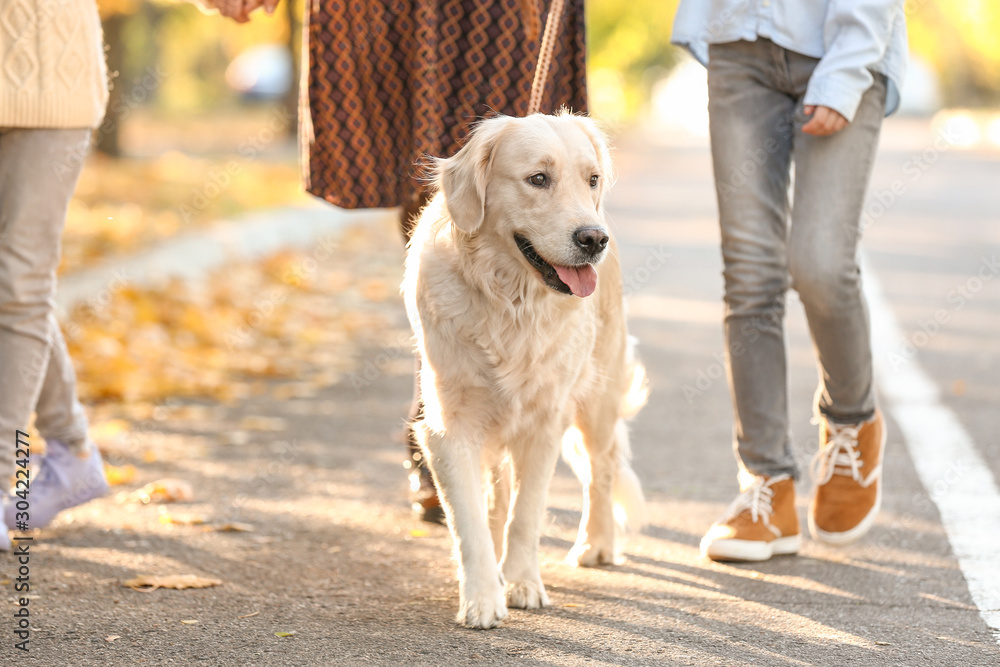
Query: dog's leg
423,431,507,629
567,406,620,567
485,457,510,563
500,429,562,609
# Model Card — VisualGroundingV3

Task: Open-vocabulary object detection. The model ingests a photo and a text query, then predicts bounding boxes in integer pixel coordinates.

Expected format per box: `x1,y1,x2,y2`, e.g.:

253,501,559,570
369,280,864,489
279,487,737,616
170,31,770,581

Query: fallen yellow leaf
104,463,137,486
271,383,317,400
214,522,255,533
124,479,194,504
275,631,296,638
238,416,287,432
91,419,130,443
159,513,206,526
124,574,222,591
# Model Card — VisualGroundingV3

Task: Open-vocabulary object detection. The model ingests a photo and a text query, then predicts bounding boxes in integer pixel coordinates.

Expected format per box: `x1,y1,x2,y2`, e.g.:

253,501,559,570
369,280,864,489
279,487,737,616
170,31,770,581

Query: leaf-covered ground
62,152,307,274
68,214,409,425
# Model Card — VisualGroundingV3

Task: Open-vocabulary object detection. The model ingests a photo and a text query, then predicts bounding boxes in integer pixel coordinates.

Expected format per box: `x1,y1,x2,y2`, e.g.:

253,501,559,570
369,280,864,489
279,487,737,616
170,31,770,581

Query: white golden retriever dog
403,113,645,629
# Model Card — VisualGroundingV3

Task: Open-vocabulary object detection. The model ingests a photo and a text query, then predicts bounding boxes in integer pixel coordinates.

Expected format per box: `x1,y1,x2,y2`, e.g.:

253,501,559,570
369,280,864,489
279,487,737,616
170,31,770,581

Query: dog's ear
437,117,511,235
568,115,614,206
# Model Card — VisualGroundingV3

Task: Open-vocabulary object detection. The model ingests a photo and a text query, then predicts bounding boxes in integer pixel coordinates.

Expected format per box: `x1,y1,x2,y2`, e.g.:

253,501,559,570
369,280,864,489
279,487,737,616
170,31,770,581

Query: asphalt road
3,117,999,666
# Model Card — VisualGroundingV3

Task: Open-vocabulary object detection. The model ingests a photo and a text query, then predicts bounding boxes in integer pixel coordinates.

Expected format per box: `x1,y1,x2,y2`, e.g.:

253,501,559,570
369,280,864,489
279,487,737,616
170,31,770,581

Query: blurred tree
282,0,302,139
586,0,681,119
97,0,141,155
95,0,293,156
908,0,1000,106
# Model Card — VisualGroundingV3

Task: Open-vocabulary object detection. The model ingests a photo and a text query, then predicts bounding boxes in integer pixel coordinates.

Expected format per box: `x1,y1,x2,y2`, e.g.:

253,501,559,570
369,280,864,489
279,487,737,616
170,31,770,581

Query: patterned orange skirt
303,0,588,210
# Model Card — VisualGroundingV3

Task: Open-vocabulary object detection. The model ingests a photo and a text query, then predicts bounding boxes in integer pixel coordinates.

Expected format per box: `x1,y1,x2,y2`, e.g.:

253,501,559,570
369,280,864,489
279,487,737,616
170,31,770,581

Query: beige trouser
0,127,92,480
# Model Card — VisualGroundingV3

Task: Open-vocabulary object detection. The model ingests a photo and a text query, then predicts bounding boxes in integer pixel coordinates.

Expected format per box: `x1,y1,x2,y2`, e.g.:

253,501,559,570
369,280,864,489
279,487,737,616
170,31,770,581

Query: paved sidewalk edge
56,201,396,315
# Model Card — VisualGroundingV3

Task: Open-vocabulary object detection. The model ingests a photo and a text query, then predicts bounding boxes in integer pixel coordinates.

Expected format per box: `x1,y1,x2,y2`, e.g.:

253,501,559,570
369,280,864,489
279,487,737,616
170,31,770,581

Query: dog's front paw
457,579,508,629
506,579,549,609
567,539,620,568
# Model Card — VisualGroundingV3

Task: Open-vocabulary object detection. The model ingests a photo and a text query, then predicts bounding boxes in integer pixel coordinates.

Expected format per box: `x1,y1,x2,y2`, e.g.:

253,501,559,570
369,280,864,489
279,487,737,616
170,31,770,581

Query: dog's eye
528,173,548,187
590,174,600,188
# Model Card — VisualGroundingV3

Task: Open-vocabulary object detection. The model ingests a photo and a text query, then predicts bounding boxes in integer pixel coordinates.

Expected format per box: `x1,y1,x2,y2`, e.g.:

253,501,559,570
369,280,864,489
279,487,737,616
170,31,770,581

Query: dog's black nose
573,227,609,256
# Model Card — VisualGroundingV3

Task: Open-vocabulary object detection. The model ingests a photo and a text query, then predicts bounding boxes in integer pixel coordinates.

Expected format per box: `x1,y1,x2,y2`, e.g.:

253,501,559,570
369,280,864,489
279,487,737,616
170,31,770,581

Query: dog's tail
614,339,648,548
561,420,646,559
620,338,649,419
613,346,647,556
611,418,646,553
561,353,647,559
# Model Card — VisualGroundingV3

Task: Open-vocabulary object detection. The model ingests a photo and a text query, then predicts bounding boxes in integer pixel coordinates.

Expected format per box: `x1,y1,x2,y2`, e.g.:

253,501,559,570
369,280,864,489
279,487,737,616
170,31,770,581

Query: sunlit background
87,0,1000,184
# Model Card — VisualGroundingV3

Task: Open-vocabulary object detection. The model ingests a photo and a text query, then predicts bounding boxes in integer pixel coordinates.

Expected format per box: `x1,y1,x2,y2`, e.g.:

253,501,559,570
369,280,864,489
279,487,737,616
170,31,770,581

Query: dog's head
435,113,613,298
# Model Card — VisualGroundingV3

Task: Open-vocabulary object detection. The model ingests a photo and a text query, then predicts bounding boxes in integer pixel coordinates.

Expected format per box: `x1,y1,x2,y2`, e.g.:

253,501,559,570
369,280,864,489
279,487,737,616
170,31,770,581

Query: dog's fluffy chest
491,303,594,392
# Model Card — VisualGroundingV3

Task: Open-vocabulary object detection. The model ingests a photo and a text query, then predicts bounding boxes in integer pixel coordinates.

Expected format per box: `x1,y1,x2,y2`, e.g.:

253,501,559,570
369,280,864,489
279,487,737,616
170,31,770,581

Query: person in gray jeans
0,0,111,548
672,2,908,561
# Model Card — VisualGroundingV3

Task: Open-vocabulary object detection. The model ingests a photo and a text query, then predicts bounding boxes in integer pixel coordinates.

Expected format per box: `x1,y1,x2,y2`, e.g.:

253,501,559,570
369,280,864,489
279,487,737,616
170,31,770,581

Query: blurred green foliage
585,0,1000,115
586,0,682,120
907,0,1000,107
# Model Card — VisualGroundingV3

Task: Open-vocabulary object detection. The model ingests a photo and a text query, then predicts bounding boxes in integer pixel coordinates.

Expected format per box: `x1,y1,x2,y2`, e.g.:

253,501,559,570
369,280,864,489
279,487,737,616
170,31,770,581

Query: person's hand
214,0,256,23
802,105,848,136
215,0,280,22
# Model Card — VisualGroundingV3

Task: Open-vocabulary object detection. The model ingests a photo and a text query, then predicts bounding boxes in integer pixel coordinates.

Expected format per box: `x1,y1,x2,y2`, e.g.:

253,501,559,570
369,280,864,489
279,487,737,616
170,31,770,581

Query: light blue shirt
671,0,908,121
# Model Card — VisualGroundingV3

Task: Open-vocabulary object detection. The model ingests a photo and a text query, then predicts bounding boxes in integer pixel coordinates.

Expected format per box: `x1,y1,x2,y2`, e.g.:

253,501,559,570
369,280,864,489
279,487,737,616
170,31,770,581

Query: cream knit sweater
0,0,108,129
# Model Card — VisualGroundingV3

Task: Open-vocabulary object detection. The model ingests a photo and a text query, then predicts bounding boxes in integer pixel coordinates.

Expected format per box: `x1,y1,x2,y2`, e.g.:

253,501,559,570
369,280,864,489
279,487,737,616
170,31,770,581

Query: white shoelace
810,422,871,487
721,474,788,534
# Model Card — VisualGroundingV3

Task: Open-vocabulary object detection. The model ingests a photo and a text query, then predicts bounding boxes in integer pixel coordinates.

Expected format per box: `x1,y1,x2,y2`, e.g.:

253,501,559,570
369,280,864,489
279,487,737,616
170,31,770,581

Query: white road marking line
864,260,1000,644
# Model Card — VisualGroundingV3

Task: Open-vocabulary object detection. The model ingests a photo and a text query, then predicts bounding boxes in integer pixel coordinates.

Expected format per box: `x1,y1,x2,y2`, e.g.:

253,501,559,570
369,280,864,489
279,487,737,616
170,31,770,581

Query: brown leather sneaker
701,475,801,562
808,409,886,545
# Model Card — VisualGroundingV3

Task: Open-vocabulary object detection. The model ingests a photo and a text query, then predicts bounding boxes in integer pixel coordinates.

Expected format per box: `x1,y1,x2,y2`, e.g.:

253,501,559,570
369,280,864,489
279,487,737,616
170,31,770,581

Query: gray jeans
0,127,92,480
707,39,885,479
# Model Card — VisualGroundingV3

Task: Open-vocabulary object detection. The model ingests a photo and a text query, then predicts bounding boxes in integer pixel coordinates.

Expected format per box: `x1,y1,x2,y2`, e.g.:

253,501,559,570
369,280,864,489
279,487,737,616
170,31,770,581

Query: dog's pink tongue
554,264,598,298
